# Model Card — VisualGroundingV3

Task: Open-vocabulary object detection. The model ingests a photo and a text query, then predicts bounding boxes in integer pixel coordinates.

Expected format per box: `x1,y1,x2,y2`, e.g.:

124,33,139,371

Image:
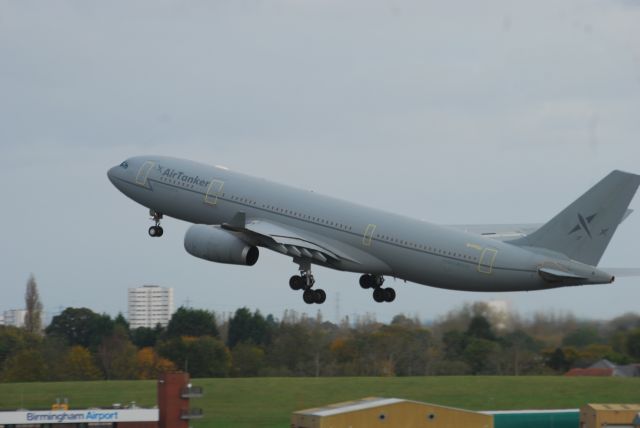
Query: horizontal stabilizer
538,267,587,283
451,209,634,242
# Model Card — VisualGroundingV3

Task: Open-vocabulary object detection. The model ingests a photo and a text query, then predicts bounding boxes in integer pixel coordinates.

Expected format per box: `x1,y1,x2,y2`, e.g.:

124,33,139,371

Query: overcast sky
1,0,639,324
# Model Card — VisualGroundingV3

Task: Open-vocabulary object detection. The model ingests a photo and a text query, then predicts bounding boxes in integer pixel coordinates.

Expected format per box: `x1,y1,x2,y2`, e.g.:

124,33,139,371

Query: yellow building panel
580,403,640,428
292,398,493,428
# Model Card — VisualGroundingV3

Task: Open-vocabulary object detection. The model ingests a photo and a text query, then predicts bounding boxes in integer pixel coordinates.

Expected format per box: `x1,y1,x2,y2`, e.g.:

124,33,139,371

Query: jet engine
184,224,259,266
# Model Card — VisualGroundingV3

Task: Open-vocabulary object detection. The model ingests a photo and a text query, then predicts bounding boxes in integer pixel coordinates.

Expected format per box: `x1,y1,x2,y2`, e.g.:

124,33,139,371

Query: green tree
231,343,265,376
189,336,231,377
501,330,541,375
166,307,218,338
157,336,230,377
131,325,164,348
0,326,39,368
467,315,496,341
442,330,467,360
1,348,47,382
114,313,130,332
63,346,102,380
45,307,114,349
24,274,43,334
227,308,270,348
40,335,69,381
462,338,499,374
562,325,601,348
626,328,640,359
360,324,431,376
265,323,314,376
98,325,137,379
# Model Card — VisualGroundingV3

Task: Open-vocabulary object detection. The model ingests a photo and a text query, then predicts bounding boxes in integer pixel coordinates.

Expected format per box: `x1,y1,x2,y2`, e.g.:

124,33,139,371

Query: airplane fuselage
108,156,615,293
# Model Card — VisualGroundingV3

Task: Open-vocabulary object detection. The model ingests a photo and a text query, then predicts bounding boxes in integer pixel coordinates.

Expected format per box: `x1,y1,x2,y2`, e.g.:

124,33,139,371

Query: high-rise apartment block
128,285,174,329
1,309,27,327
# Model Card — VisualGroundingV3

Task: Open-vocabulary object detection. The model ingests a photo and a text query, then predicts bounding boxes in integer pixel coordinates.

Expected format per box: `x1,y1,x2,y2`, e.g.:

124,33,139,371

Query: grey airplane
107,156,640,305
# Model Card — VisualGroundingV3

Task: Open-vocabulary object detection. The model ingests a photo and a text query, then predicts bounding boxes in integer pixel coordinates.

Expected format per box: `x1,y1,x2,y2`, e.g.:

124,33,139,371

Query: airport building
292,397,494,428
0,372,202,428
127,285,174,329
292,398,605,428
580,404,640,428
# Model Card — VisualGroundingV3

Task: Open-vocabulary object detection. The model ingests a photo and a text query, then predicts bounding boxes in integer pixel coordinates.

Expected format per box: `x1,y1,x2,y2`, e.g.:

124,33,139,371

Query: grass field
1,377,640,427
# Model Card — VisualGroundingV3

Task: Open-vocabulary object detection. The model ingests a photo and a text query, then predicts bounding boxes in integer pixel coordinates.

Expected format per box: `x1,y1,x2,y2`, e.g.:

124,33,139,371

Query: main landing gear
289,263,326,305
360,274,395,303
148,209,164,237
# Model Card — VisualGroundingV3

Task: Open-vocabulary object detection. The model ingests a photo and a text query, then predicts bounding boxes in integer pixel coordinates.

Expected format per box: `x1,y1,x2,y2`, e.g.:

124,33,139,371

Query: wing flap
239,219,360,263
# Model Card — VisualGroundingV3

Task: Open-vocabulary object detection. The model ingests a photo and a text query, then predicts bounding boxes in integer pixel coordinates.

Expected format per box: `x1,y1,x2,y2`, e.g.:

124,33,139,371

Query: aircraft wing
222,215,359,264
450,209,633,241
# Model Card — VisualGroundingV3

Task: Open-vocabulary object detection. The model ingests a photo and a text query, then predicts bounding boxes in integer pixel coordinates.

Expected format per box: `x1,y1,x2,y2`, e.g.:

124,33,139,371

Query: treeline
1,303,640,381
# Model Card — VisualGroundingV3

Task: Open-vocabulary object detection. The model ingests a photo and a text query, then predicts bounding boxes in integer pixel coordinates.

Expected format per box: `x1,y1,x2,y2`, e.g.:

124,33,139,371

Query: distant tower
128,285,174,329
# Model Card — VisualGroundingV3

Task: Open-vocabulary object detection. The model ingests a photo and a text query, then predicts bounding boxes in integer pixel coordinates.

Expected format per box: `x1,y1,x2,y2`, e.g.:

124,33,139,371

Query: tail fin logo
569,213,597,239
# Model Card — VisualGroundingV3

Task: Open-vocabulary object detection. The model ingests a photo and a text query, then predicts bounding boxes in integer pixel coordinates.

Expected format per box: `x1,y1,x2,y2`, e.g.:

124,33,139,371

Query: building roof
294,397,487,418
485,409,578,415
589,359,617,369
585,404,640,411
614,364,640,377
294,397,404,417
575,359,640,377
564,368,613,377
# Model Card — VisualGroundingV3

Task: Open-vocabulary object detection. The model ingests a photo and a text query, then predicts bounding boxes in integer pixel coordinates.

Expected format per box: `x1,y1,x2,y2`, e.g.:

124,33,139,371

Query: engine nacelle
184,224,259,266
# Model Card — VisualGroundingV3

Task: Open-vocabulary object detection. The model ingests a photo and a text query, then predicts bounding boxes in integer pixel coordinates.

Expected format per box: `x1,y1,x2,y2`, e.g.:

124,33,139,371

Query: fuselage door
135,161,155,187
478,248,498,274
204,179,224,205
362,224,376,247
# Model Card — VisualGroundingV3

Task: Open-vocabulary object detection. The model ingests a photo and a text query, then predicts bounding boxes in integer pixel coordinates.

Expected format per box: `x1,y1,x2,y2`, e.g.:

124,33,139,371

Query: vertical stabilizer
511,170,640,265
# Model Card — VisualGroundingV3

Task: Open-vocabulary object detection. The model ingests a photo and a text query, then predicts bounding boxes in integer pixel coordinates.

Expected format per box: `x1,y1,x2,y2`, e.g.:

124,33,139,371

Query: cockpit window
120,161,129,169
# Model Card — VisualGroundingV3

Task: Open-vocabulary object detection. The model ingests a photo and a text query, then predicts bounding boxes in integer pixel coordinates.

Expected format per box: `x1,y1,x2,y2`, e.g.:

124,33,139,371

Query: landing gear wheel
156,226,164,237
314,289,326,304
289,275,304,291
373,287,386,303
303,289,316,304
359,274,373,289
148,226,159,237
384,287,396,302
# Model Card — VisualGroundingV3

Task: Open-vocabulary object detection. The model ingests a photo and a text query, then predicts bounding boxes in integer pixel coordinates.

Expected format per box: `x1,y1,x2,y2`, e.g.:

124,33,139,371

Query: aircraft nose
107,166,119,185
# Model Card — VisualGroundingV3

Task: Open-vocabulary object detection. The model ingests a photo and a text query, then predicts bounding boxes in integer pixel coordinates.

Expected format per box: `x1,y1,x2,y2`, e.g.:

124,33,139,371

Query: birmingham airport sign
0,409,159,424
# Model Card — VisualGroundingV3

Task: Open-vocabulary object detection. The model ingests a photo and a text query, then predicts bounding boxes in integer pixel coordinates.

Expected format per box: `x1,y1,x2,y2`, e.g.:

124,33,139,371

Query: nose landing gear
148,210,164,237
360,274,395,303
